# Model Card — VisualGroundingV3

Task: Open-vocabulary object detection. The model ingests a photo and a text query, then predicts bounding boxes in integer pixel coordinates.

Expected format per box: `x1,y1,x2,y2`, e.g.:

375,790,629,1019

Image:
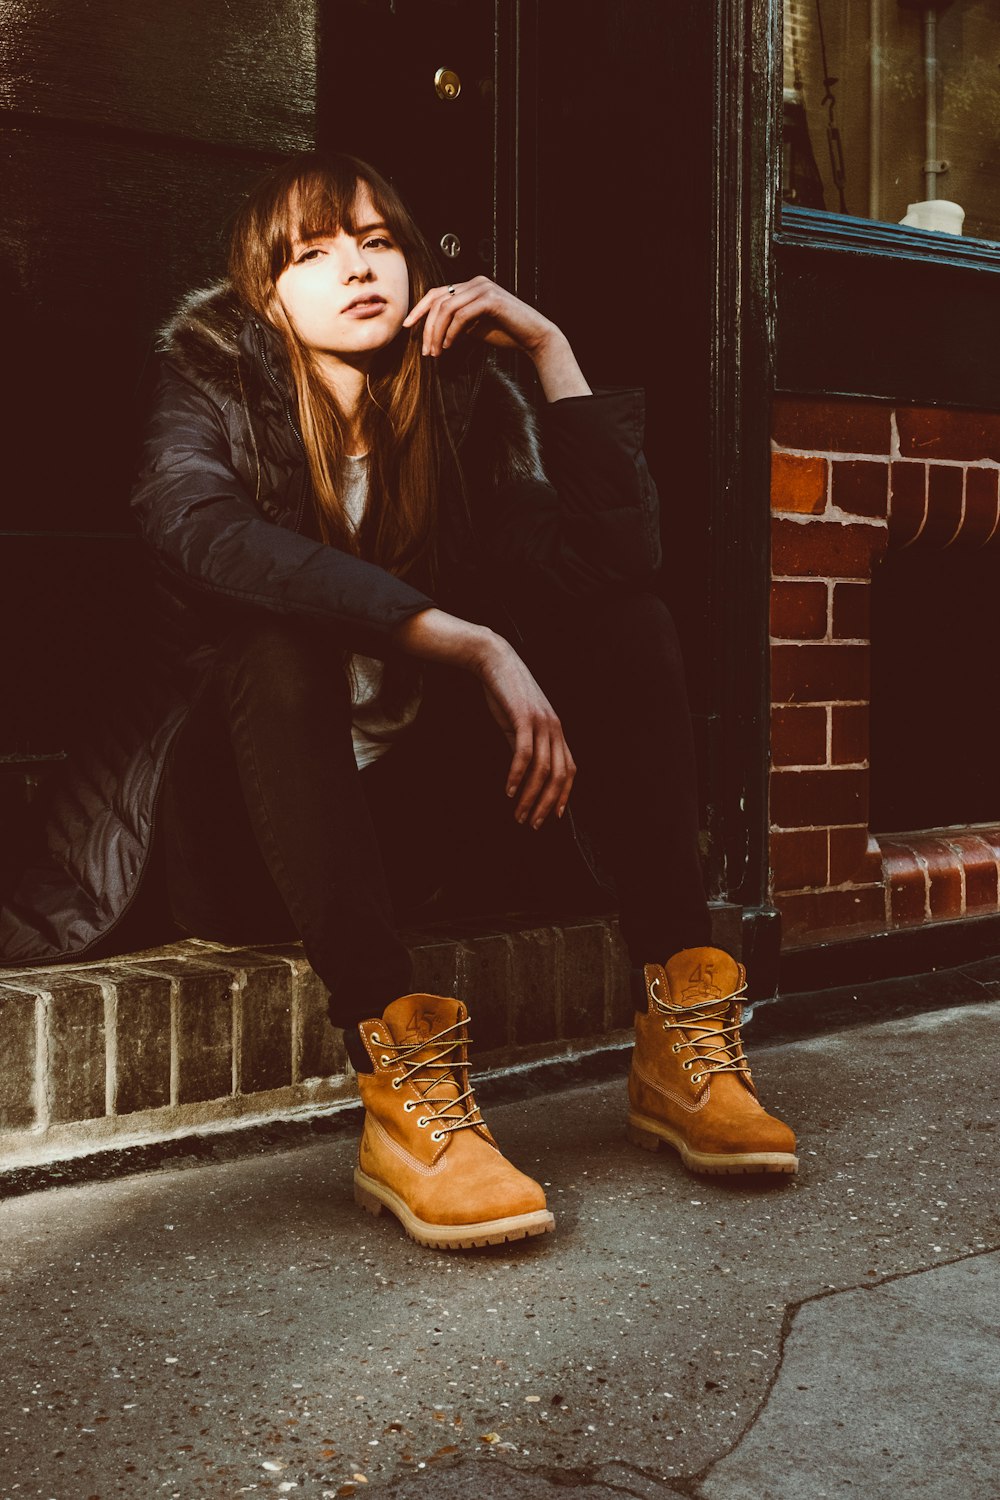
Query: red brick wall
769,395,1000,947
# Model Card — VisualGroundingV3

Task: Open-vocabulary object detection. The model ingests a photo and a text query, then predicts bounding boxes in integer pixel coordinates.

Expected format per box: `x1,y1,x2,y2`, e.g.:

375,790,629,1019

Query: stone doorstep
0,916,633,1172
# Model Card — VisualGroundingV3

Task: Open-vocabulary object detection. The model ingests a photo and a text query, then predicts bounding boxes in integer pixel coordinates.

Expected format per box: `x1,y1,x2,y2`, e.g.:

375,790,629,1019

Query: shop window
783,0,1000,242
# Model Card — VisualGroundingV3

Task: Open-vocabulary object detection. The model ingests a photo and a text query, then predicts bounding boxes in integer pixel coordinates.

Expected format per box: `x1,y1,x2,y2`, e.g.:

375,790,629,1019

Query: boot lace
648,975,752,1086
370,1019,485,1143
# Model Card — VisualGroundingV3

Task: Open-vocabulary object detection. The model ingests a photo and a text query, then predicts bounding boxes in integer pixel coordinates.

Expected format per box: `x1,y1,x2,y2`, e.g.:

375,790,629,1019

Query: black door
319,0,726,884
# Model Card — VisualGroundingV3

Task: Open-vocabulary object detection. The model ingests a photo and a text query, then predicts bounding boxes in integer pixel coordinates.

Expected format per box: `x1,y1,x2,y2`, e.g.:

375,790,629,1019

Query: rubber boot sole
627,1112,798,1175
354,1168,556,1250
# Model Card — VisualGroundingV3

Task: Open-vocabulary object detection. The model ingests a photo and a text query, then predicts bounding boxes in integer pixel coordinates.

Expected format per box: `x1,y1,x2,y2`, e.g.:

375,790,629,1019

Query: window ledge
778,206,1000,275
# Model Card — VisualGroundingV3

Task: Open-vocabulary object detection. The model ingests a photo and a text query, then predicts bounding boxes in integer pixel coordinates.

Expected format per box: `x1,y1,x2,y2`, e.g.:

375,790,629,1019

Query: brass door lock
434,67,462,101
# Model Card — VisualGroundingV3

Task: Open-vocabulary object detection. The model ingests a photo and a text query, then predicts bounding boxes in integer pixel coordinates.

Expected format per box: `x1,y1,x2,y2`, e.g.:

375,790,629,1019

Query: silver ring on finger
448,285,456,295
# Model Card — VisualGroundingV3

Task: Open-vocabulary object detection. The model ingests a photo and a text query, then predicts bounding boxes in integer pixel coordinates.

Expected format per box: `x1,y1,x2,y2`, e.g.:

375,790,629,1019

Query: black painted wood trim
775,234,1000,409
778,913,1000,994
708,0,779,912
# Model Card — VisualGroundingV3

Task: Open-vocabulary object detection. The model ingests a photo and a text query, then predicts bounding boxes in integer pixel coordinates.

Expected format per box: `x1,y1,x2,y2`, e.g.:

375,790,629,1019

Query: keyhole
434,68,462,102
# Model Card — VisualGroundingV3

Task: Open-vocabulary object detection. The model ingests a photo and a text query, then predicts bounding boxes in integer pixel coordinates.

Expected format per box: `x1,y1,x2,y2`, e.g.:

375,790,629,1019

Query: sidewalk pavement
1,998,997,1499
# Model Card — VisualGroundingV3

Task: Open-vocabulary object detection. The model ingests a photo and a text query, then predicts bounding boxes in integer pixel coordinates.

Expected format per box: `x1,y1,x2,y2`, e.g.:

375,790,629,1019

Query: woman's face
273,183,410,366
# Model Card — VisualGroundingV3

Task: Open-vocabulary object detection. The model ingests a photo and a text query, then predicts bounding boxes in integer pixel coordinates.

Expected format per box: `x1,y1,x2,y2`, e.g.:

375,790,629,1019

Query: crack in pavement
683,1242,1000,1498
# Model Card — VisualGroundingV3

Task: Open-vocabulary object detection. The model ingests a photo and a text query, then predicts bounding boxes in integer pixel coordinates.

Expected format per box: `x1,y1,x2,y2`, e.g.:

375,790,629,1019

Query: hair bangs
269,163,413,279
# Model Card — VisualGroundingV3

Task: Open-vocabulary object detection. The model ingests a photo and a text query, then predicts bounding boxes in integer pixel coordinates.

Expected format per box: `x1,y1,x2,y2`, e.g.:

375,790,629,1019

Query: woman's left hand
403,277,591,401
403,276,556,359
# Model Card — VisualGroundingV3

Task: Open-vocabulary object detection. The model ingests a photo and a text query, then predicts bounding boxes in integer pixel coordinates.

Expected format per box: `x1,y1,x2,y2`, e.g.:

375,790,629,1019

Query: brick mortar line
772,444,894,463
908,844,936,923
770,761,869,772
954,466,969,548
826,505,888,526
282,952,304,1087
903,463,930,546
101,977,118,1118
168,974,180,1109
771,821,873,831
773,439,1000,472
770,701,869,709
771,510,887,528
771,824,878,835
34,990,50,1133
231,969,245,1096
775,881,885,896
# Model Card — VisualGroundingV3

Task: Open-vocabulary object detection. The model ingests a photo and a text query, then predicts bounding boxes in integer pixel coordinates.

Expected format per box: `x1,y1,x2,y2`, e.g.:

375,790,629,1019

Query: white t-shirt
341,453,422,770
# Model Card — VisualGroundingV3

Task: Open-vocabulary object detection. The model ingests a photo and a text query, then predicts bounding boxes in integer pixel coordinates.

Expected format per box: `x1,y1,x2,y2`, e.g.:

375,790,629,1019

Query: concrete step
0,916,632,1175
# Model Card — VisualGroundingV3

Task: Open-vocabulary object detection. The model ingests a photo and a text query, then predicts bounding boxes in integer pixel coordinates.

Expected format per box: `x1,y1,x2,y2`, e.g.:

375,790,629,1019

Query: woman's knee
216,617,352,718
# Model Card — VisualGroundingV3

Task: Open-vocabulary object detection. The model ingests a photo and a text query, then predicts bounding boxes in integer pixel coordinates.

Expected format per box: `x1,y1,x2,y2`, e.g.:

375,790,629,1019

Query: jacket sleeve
481,386,661,610
130,363,434,648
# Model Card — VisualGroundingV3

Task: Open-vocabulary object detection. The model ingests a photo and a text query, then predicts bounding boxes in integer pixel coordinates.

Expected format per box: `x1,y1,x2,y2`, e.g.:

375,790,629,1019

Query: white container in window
899,199,966,235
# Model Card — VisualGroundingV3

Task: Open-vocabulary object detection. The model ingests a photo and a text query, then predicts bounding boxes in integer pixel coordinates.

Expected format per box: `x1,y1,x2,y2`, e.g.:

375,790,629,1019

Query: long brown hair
228,153,443,585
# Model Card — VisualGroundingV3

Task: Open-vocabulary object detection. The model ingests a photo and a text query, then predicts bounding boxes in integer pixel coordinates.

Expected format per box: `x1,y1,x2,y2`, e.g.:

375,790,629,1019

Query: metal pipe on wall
869,0,882,219
924,4,939,199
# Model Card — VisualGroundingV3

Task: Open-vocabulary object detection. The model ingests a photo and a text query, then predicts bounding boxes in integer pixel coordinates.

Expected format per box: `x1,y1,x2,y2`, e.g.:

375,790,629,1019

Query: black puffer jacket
0,284,660,966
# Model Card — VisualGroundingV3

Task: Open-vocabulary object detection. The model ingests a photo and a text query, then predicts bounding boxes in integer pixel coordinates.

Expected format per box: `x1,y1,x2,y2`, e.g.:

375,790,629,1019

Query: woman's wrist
528,327,592,402
392,607,504,676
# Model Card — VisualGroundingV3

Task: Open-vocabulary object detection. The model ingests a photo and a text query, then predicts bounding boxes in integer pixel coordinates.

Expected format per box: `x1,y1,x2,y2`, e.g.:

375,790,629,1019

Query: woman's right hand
392,608,575,827
475,636,576,830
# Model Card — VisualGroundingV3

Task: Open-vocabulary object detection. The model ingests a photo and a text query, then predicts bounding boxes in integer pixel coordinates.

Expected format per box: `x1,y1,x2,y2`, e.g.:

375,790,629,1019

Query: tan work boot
353,993,555,1250
627,947,798,1175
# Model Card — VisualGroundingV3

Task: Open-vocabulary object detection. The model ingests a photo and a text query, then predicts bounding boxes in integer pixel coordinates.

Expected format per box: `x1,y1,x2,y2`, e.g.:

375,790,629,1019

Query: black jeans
160,590,711,1028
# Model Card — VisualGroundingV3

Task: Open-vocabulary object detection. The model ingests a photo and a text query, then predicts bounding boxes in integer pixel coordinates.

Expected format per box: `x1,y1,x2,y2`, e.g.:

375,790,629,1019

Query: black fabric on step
344,1024,374,1074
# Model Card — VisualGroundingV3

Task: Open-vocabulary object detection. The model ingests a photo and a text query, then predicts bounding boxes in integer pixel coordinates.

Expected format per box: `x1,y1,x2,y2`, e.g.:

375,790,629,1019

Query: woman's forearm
391,606,502,676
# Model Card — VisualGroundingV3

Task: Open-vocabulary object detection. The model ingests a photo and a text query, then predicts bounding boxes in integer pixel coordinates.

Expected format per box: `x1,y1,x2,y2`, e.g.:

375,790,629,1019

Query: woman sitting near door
8,152,798,1247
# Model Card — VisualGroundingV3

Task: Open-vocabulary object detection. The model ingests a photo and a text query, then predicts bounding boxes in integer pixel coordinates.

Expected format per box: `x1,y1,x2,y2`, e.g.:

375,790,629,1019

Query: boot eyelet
380,1055,390,1066
431,1130,445,1143
671,1044,680,1054
683,1060,693,1070
417,1115,429,1128
691,1073,702,1085
370,1032,380,1043
391,1077,402,1090
403,1100,415,1113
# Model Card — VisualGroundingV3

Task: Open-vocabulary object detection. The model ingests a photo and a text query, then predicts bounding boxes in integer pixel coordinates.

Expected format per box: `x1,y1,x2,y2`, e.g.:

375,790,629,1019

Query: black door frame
709,0,781,990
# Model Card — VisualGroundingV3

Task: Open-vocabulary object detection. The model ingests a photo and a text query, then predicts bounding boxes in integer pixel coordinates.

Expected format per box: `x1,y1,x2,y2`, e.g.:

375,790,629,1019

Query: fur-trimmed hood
156,280,546,494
